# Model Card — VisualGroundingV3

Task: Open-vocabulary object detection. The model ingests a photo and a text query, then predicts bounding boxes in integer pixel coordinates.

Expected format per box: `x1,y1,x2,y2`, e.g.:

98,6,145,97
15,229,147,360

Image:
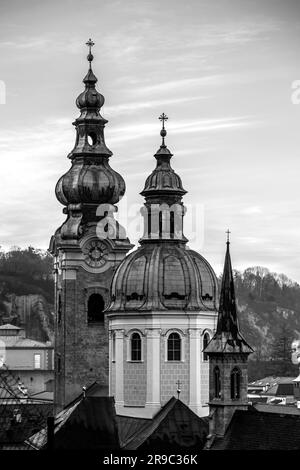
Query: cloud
241,206,263,215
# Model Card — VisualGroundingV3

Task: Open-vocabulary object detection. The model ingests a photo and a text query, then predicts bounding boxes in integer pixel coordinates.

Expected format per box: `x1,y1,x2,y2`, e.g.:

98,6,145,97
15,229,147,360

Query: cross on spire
226,229,231,244
176,379,181,400
86,38,95,68
159,113,168,147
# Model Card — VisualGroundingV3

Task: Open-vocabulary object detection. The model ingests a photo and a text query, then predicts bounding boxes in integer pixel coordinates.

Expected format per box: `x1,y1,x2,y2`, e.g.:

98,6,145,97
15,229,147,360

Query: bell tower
49,40,133,410
204,233,253,443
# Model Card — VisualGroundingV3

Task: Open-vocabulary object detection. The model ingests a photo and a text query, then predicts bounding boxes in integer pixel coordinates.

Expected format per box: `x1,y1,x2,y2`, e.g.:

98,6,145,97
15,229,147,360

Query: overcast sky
0,0,300,281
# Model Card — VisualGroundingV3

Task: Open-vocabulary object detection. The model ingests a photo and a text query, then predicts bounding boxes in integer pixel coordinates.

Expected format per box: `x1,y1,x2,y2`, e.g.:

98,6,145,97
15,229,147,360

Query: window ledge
165,360,185,363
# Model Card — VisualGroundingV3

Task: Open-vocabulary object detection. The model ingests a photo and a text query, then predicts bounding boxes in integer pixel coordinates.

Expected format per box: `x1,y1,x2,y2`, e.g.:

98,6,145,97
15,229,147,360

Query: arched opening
147,210,152,237
214,366,221,398
159,211,162,238
88,293,105,323
112,333,116,362
167,332,181,361
87,132,97,146
203,332,210,361
230,367,241,399
57,292,62,324
131,333,142,361
170,211,174,238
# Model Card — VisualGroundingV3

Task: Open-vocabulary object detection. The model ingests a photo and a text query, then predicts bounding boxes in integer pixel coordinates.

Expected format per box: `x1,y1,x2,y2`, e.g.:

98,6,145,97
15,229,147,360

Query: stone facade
108,314,216,418
160,330,190,405
208,354,249,436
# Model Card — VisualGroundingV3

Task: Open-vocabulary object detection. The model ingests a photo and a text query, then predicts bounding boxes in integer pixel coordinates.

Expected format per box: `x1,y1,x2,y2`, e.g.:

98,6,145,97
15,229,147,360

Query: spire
140,114,187,244
159,113,168,147
141,114,186,198
204,233,253,354
216,231,239,338
83,38,98,85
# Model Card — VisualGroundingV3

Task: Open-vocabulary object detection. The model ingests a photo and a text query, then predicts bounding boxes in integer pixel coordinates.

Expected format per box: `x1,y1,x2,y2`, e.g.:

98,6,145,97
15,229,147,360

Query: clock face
83,240,109,268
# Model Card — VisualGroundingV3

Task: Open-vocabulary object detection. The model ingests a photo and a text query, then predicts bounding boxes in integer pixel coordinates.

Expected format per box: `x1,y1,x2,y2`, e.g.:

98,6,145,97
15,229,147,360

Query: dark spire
83,38,98,85
216,230,239,337
204,233,253,354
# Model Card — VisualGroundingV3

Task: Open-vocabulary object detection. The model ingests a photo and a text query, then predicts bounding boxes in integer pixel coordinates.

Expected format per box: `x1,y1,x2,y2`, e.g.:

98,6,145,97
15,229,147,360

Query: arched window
214,366,221,398
88,294,105,323
57,293,62,324
167,332,181,361
230,367,241,399
203,332,210,361
170,211,174,238
159,211,163,238
131,333,142,361
111,332,116,362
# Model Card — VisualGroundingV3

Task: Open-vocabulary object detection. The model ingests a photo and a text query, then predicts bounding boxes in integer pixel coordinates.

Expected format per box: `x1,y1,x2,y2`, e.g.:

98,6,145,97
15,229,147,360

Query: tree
270,322,294,375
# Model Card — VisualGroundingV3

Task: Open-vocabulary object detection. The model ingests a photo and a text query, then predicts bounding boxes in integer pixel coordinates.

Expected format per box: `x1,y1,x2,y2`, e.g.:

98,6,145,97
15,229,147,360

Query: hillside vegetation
0,248,299,378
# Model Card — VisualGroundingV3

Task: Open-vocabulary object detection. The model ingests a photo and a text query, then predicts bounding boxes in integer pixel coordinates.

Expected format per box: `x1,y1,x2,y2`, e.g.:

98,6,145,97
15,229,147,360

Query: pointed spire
204,233,253,354
159,113,168,147
83,38,98,86
216,231,239,338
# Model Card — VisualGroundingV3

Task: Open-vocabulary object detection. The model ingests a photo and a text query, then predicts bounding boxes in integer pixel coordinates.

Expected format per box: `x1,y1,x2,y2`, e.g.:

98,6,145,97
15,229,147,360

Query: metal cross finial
86,38,95,67
159,113,168,146
86,38,95,53
226,229,231,244
159,112,168,129
176,379,181,400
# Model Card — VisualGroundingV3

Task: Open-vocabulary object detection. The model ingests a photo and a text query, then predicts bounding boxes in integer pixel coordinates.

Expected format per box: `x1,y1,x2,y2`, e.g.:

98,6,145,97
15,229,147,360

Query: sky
0,0,300,281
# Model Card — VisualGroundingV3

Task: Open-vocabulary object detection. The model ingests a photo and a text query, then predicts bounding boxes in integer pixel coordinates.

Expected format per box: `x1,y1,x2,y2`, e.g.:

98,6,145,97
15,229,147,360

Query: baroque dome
141,146,186,198
107,243,218,312
55,160,125,206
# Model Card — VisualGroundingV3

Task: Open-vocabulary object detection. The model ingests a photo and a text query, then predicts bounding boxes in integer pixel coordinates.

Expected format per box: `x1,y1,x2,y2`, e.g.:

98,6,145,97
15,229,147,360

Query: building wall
108,312,217,418
4,347,52,371
160,331,190,405
209,354,249,435
55,265,113,408
201,360,209,406
124,334,147,406
14,370,54,395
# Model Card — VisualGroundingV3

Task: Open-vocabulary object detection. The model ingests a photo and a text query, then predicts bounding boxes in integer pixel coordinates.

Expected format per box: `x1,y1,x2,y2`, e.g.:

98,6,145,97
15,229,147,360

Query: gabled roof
265,382,294,397
0,324,21,330
26,384,119,450
210,407,300,450
0,337,52,348
122,397,208,450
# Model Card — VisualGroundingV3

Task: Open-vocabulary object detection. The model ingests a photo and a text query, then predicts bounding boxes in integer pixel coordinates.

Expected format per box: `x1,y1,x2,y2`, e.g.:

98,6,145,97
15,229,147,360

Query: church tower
49,40,133,410
204,234,253,442
107,115,218,418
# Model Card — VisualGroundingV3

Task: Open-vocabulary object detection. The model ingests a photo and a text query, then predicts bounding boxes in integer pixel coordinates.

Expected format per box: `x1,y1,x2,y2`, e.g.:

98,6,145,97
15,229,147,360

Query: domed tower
49,40,133,410
107,114,218,418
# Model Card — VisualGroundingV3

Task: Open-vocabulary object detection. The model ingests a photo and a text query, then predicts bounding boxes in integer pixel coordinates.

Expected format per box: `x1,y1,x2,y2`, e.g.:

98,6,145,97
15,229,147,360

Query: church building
50,40,219,417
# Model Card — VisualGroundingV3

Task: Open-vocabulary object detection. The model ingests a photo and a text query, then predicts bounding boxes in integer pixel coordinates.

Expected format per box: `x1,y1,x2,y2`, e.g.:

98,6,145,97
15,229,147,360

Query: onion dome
107,114,218,313
55,39,126,227
141,113,186,201
107,243,218,312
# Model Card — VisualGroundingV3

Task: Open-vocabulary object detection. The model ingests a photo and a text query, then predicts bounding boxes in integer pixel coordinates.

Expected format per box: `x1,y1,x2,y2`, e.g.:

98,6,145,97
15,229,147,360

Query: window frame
230,367,241,400
34,353,41,370
202,331,210,361
167,332,182,362
87,293,105,324
130,332,142,362
214,366,221,399
126,330,144,362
